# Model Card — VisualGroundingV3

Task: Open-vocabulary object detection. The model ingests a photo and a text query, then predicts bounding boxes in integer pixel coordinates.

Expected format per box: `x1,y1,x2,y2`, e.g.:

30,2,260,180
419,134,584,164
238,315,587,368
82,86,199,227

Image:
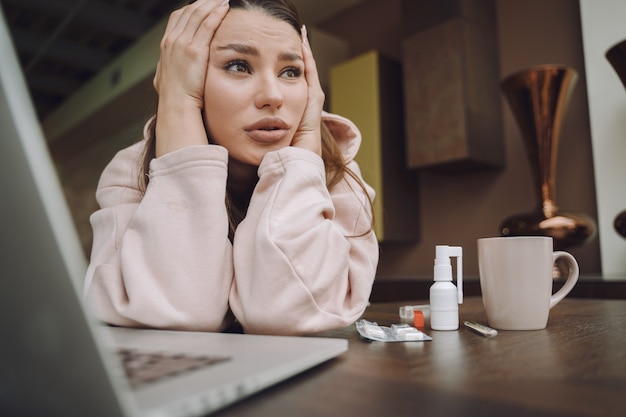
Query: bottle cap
413,310,425,328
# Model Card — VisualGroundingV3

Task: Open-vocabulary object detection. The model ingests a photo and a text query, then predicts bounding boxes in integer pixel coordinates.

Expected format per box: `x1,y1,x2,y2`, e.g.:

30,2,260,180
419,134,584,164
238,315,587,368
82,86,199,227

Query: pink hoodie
84,112,378,335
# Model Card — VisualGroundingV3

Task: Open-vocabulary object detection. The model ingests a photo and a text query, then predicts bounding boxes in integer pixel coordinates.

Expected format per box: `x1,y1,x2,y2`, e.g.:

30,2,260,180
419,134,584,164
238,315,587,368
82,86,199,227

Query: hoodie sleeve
83,141,235,331
229,113,379,335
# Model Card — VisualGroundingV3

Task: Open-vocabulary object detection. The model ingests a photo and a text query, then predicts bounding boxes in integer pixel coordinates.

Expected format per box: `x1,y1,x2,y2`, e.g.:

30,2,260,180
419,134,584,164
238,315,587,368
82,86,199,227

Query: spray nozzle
434,245,463,304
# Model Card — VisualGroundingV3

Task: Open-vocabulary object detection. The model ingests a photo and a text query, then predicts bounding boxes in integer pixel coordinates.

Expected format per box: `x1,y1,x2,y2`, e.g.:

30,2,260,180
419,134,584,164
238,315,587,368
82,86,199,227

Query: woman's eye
281,67,302,79
225,61,250,74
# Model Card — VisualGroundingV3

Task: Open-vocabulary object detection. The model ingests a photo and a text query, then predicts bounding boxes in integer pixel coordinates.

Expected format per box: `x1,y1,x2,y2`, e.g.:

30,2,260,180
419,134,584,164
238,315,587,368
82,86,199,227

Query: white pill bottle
429,245,463,330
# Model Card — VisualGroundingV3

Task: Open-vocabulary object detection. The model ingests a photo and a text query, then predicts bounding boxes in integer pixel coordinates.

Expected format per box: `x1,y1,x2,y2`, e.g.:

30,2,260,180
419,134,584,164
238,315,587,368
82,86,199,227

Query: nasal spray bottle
429,245,463,330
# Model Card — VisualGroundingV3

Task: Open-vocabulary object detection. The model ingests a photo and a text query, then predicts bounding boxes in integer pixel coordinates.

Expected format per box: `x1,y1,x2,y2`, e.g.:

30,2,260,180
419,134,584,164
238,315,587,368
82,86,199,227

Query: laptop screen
0,7,137,417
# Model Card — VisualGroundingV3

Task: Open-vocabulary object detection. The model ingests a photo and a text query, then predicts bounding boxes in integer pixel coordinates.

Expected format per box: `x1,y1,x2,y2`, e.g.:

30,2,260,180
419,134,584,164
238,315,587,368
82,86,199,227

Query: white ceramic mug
477,236,579,330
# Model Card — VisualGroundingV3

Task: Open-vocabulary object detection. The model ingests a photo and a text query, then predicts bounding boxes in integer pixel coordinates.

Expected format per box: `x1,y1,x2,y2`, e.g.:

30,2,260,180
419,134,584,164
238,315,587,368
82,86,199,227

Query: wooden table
215,297,626,417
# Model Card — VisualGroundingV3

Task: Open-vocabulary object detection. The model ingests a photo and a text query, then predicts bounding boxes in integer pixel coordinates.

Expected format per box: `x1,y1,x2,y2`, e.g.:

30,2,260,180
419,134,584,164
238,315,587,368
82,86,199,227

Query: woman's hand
153,0,230,157
291,25,324,156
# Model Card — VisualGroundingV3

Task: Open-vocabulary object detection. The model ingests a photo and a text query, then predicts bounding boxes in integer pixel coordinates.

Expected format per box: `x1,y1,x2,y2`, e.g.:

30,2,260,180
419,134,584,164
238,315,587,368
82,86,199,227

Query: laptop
0,8,347,417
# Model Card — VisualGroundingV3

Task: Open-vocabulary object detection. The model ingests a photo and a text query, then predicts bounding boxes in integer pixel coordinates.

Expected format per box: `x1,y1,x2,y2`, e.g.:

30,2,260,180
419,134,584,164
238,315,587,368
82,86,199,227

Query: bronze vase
499,65,596,250
606,39,626,239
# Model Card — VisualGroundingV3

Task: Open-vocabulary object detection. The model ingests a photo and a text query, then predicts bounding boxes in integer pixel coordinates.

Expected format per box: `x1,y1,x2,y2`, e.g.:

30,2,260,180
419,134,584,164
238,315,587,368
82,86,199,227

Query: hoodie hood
321,111,362,163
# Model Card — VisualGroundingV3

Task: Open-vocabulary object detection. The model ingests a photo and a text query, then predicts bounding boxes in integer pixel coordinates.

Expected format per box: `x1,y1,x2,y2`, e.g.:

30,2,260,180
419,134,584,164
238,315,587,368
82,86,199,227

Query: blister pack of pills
356,320,432,342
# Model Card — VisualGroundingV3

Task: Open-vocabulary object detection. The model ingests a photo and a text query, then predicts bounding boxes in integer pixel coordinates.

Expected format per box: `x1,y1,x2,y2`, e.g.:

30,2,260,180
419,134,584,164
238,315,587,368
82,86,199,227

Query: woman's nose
254,74,283,110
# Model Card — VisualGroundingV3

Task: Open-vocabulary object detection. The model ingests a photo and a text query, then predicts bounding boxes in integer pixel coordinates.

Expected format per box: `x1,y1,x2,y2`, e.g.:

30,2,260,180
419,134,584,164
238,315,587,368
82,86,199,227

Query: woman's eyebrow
215,43,303,62
279,52,303,63
216,43,259,56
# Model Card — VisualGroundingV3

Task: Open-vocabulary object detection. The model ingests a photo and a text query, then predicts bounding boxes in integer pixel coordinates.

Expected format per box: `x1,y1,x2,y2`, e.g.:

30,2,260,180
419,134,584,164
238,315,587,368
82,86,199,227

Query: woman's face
204,8,307,166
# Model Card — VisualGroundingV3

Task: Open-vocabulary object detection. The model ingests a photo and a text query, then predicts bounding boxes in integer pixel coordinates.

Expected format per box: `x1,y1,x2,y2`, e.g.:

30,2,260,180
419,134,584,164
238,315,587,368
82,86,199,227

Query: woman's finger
301,25,325,112
162,0,215,43
154,0,229,98
301,25,324,106
192,0,231,45
160,0,227,58
291,25,324,155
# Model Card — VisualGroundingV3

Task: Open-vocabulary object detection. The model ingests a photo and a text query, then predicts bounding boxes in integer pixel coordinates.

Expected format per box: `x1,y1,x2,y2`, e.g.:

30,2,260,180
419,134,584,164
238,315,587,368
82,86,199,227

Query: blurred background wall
39,0,626,285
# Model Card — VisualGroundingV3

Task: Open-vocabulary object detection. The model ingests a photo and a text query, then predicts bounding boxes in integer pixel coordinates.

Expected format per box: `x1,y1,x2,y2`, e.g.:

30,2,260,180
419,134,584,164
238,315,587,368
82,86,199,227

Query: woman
84,0,379,335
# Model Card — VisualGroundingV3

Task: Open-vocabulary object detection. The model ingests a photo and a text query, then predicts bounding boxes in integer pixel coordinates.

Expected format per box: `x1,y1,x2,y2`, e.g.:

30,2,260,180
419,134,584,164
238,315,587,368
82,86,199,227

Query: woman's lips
245,118,290,143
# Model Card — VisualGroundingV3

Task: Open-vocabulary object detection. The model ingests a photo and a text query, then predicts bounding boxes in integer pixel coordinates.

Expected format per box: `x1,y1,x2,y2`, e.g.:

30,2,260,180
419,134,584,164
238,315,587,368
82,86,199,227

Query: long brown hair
140,0,374,236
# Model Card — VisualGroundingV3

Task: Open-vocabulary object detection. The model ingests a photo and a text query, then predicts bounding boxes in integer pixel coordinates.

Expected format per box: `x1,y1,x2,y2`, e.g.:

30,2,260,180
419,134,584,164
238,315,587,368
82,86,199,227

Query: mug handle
549,251,579,309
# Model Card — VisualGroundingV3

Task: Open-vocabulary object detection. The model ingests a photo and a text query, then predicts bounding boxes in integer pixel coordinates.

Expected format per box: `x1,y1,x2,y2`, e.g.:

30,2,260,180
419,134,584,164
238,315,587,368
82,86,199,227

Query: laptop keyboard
117,348,230,389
